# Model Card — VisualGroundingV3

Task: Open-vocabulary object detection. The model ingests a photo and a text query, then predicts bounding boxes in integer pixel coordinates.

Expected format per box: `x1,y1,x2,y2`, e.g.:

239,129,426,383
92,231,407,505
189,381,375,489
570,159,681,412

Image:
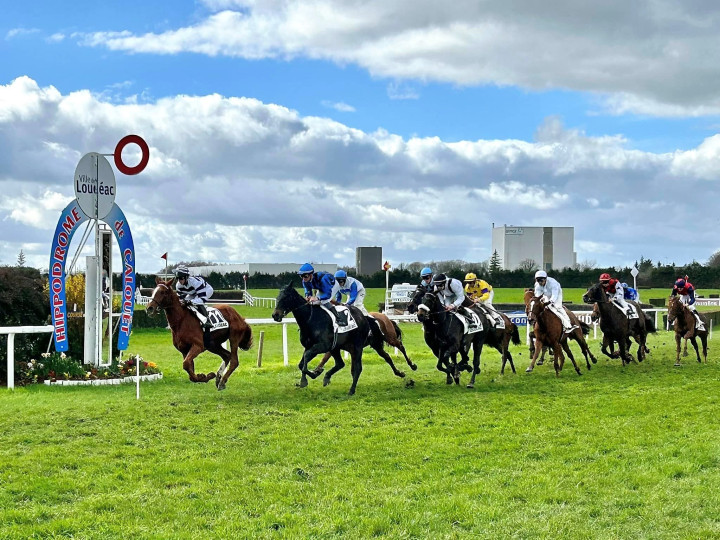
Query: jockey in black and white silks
175,266,214,329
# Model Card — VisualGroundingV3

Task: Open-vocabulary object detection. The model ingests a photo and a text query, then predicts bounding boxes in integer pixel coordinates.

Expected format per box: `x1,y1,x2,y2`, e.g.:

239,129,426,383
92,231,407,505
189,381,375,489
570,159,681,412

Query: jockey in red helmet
599,272,633,317
672,277,705,333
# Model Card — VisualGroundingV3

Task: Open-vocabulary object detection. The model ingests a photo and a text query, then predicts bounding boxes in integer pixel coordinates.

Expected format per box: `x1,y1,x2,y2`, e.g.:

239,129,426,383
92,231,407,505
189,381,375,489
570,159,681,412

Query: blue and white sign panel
506,311,528,326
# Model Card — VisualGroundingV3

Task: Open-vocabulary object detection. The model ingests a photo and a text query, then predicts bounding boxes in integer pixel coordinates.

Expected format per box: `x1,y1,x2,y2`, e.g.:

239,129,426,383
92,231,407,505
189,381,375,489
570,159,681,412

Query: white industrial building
186,263,338,276
491,225,576,271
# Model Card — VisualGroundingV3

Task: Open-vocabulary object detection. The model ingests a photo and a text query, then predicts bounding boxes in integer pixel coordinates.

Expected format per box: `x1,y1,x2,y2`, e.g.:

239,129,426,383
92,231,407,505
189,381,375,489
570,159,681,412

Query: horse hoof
217,382,226,391
398,372,406,378
537,360,544,366
307,368,323,379
525,367,533,373
296,379,308,388
674,362,682,367
405,379,415,388
466,383,474,389
348,389,356,396
323,377,331,387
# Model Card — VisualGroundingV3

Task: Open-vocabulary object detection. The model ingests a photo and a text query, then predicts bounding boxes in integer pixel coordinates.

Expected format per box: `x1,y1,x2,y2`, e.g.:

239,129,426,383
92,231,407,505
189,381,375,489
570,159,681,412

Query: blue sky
3,1,720,274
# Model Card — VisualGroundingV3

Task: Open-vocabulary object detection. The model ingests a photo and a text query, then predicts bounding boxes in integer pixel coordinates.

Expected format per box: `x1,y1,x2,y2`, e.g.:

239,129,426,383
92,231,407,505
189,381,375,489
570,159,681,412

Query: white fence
243,292,276,309
1,325,54,390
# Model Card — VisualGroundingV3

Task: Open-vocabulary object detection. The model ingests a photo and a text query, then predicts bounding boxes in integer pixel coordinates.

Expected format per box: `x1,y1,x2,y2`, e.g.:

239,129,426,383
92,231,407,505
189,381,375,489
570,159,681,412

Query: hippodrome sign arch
49,136,149,355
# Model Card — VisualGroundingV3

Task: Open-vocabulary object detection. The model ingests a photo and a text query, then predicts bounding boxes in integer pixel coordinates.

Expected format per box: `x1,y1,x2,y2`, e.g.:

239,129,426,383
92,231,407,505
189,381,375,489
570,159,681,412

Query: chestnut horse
523,290,595,376
147,278,253,390
311,312,417,379
668,296,708,366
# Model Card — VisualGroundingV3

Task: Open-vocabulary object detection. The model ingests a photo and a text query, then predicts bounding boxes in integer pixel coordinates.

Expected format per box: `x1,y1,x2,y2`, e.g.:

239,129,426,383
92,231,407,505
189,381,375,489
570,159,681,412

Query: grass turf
2,317,720,538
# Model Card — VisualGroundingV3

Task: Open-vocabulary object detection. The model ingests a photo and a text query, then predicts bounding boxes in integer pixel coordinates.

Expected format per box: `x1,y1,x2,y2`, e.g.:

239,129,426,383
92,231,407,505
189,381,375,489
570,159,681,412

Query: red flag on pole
160,252,168,260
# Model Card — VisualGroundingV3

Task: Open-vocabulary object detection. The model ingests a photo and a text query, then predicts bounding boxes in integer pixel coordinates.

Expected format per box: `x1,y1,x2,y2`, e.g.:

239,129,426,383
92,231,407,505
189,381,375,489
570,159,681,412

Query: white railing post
7,333,15,390
282,323,288,367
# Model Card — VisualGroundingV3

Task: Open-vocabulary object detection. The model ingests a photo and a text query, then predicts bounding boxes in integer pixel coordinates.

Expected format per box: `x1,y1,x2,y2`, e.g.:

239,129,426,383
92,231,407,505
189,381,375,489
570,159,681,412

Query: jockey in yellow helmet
463,273,504,328
463,273,493,303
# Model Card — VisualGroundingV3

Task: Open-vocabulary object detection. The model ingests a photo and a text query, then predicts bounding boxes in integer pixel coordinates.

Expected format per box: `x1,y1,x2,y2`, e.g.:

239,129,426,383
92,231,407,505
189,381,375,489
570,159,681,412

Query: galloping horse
272,283,369,395
409,286,519,375
523,291,587,376
668,296,708,366
582,283,653,365
310,312,417,379
147,278,253,390
523,289,597,375
416,291,489,388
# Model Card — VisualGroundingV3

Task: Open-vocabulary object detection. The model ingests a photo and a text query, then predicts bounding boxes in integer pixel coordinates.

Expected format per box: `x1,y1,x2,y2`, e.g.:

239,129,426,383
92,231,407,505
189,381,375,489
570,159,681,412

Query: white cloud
2,76,720,272
6,27,40,40
321,100,355,112
72,2,720,116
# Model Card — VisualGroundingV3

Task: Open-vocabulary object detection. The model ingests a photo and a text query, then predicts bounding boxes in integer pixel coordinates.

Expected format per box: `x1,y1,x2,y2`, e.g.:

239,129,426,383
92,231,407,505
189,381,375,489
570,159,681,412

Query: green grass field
3,292,720,538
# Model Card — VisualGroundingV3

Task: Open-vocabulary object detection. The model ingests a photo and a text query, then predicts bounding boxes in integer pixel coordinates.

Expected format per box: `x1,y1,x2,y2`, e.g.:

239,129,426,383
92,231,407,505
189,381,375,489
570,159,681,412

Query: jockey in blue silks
298,263,347,326
332,270,368,315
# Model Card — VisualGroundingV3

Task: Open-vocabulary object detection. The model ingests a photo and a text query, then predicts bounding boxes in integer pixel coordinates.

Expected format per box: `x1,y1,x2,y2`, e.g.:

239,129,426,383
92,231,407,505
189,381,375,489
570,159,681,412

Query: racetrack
3,311,720,537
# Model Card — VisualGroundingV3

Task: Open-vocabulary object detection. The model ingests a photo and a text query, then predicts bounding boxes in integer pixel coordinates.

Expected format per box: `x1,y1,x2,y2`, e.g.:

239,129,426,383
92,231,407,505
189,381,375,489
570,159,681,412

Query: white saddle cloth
454,308,484,334
321,304,358,334
189,305,229,332
612,300,639,319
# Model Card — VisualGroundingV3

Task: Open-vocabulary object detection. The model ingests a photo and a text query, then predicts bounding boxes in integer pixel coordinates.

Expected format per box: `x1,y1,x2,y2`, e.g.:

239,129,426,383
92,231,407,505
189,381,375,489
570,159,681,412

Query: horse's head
406,286,426,315
527,294,546,324
272,281,303,322
416,291,441,323
146,277,177,316
523,289,534,313
667,296,683,319
582,283,605,304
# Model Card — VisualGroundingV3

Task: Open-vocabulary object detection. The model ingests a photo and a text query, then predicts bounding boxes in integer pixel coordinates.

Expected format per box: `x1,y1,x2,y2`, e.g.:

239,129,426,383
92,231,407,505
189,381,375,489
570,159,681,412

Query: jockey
464,272,504,327
599,273,633,317
298,263,346,326
672,277,705,331
332,270,368,315
621,282,639,302
175,266,213,330
533,270,578,334
419,267,434,293
432,273,475,312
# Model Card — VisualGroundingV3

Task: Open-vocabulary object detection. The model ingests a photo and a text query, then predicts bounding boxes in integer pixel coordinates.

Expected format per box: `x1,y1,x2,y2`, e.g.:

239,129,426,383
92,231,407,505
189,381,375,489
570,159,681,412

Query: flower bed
17,352,162,387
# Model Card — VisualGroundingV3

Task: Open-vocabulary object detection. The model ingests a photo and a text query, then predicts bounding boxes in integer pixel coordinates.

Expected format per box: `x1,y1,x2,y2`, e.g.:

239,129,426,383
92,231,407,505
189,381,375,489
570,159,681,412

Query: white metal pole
7,333,14,390
282,323,288,366
136,352,140,400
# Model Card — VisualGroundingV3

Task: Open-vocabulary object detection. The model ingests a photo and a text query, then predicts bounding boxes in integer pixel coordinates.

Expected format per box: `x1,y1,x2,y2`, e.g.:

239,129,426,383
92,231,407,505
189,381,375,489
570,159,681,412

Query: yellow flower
147,362,157,368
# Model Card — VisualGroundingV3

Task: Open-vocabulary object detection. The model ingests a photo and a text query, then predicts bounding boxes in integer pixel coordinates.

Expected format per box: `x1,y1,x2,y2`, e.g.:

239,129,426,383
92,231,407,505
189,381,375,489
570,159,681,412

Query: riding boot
196,304,213,330
327,303,347,326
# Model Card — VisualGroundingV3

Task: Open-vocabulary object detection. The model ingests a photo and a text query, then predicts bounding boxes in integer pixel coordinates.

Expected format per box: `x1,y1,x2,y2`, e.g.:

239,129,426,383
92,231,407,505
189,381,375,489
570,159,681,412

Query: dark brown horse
310,311,417,378
147,278,253,390
582,283,653,365
523,291,584,376
523,290,596,375
668,296,708,366
472,305,521,375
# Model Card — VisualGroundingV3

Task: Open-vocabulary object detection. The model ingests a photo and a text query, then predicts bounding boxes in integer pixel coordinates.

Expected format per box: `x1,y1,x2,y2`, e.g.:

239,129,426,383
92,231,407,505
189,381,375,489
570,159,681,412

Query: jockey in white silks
432,273,476,311
533,270,578,334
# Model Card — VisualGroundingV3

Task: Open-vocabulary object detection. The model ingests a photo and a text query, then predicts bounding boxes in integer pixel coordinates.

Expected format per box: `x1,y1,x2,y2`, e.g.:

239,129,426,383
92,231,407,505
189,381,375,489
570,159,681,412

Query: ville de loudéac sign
74,153,116,220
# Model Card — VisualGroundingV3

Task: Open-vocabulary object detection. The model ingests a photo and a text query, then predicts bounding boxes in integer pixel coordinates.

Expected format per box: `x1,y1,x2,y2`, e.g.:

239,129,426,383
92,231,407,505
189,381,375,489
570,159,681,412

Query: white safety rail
242,292,276,309
244,319,295,366
1,325,54,390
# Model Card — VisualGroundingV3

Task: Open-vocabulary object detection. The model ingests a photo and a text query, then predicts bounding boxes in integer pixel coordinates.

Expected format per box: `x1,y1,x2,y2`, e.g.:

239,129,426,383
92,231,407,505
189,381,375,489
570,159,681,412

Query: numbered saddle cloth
320,304,359,334
613,301,639,320
189,305,229,332
478,304,505,329
455,308,484,334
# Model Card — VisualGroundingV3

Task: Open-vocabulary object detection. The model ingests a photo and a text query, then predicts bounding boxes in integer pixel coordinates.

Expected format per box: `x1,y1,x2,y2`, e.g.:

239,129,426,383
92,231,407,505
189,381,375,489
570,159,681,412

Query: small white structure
187,262,337,276
491,225,576,271
384,283,418,313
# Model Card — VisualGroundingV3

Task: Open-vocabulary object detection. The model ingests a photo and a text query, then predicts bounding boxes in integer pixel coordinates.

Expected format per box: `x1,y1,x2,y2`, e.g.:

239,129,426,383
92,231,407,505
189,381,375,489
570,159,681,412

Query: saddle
188,305,229,332
455,308,484,334
612,300,639,320
476,304,505,329
320,304,358,334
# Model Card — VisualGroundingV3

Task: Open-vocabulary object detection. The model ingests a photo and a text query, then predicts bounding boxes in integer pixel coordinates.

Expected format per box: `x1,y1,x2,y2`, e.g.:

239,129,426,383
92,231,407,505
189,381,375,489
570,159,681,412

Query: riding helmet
534,270,547,280
599,272,611,282
420,267,433,278
175,266,189,278
298,263,315,275
464,272,477,282
335,270,347,279
675,279,686,289
433,273,448,285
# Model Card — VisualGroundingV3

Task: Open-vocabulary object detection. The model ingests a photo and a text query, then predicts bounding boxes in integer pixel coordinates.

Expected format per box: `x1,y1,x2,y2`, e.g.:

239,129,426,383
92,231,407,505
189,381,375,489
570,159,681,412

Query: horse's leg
323,349,345,387
701,334,708,364
347,346,364,396
308,351,332,379
435,349,454,384
394,342,417,371
690,336,702,363
205,341,233,390
682,337,689,357
561,340,582,375
298,344,325,387
374,342,406,378
467,340,483,389
672,331,682,366
182,344,215,383
526,336,543,373
551,343,564,377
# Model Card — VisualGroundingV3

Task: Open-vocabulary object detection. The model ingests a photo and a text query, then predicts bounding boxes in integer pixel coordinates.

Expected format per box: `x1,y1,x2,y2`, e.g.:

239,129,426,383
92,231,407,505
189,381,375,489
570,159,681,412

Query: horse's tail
510,323,521,345
644,313,657,334
579,321,590,336
367,316,383,344
392,321,403,341
239,322,253,351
